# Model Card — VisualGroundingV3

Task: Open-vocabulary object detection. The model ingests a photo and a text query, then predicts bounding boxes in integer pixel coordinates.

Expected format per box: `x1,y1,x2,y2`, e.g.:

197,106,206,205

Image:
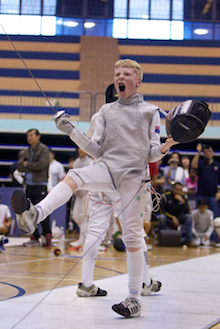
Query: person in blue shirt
191,143,220,217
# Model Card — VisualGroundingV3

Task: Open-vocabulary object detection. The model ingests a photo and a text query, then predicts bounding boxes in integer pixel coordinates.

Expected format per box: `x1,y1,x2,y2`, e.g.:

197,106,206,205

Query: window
113,19,127,38
21,0,41,15
128,19,149,38
129,0,149,19
43,0,56,15
0,0,19,14
150,0,170,19
114,0,127,18
41,16,56,35
172,0,184,20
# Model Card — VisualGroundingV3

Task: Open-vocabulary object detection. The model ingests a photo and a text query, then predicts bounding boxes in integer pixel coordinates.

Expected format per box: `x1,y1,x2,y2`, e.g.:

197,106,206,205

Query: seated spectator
163,152,186,192
158,182,197,247
191,198,214,247
0,195,12,235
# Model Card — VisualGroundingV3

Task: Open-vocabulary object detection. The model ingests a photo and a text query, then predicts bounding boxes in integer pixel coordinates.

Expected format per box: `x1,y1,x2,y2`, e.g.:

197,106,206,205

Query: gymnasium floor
1,237,220,329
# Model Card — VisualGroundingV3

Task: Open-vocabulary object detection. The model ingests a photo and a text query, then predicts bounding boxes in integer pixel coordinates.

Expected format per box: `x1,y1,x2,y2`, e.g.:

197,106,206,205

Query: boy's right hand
53,110,75,135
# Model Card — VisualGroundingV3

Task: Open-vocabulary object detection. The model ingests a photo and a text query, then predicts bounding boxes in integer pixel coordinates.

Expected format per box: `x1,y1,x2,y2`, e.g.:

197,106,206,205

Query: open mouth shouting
119,83,125,95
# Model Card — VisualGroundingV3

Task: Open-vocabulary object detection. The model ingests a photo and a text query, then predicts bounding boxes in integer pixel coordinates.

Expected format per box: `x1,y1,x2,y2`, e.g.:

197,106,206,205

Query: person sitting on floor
191,198,214,246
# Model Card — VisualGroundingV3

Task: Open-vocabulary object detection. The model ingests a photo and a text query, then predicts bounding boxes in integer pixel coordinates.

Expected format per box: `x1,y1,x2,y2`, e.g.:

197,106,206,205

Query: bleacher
1,36,220,187
0,35,81,120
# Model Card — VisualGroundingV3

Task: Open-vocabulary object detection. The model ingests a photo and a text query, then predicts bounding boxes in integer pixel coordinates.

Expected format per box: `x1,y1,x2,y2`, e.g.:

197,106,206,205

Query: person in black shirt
159,182,196,247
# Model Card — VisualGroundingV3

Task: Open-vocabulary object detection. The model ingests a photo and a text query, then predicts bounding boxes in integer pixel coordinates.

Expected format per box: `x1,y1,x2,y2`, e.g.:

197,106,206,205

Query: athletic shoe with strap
112,298,141,318
76,283,107,297
141,279,162,296
11,189,39,235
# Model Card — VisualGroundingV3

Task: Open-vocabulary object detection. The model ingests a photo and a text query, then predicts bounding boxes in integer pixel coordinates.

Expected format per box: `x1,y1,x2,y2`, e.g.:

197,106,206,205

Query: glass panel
56,0,83,16
0,14,20,34
214,23,220,40
171,21,184,40
41,16,56,35
149,20,170,39
61,17,84,36
172,0,184,20
0,0,20,14
87,0,114,17
21,0,41,15
184,21,193,39
84,19,106,36
150,0,170,19
129,0,149,19
106,19,114,37
216,0,220,21
43,0,56,15
192,22,213,40
113,18,127,38
194,0,213,21
128,19,149,39
114,0,127,18
184,0,192,20
55,17,63,35
19,15,41,35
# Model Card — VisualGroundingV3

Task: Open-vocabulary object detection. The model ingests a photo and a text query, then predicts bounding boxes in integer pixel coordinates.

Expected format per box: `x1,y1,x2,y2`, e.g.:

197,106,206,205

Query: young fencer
11,59,178,318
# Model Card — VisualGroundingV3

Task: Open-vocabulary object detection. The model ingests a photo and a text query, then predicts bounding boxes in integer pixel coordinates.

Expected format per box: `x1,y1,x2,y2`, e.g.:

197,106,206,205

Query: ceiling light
193,28,209,35
84,22,95,28
63,21,78,27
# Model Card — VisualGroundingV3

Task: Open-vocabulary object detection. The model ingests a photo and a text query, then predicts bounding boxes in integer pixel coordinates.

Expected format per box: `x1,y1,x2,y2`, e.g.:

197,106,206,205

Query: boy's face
114,66,141,99
199,204,208,213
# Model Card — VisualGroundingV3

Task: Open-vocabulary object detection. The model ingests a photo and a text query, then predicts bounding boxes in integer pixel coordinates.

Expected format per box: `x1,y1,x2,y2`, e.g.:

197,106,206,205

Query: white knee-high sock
127,248,144,301
81,237,100,287
36,182,73,223
142,239,151,287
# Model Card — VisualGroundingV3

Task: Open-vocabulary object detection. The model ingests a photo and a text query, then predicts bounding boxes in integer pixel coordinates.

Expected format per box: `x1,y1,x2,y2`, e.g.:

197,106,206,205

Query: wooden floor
1,234,220,329
1,233,220,299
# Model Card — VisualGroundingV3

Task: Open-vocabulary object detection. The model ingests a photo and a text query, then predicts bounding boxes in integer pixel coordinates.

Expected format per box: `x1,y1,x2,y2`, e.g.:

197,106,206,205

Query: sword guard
51,110,70,121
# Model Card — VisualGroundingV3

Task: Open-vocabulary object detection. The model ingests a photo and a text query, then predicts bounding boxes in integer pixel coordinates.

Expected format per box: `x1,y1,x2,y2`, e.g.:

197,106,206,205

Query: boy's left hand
161,134,179,154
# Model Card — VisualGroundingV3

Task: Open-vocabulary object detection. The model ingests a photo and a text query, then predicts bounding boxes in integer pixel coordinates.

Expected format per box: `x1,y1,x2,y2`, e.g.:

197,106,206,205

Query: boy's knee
123,236,142,249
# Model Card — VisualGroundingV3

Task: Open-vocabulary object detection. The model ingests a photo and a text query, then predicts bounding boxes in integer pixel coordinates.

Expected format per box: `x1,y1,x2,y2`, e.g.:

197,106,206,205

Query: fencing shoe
141,279,162,296
112,298,141,318
11,189,38,235
76,283,107,297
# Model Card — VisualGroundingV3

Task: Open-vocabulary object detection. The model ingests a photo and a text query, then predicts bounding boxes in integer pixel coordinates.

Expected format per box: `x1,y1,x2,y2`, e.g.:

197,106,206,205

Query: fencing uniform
67,94,166,248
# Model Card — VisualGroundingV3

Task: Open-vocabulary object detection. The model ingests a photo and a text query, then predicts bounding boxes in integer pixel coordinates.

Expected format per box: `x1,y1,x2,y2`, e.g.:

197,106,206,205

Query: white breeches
67,162,147,248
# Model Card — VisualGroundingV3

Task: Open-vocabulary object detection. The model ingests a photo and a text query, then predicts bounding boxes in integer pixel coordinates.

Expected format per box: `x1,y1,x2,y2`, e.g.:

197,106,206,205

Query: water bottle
58,226,65,253
45,233,52,249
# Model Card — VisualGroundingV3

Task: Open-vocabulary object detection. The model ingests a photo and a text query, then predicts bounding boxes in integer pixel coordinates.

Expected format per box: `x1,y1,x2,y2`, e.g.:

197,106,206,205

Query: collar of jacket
118,93,143,105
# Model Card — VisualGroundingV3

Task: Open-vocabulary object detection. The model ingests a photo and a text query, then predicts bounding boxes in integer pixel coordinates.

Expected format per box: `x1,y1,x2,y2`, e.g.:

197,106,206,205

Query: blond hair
115,59,143,80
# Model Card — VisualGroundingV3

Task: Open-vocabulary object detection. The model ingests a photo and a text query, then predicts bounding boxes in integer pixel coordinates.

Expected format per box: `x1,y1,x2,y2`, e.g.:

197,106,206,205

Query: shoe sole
11,189,29,214
112,305,140,318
